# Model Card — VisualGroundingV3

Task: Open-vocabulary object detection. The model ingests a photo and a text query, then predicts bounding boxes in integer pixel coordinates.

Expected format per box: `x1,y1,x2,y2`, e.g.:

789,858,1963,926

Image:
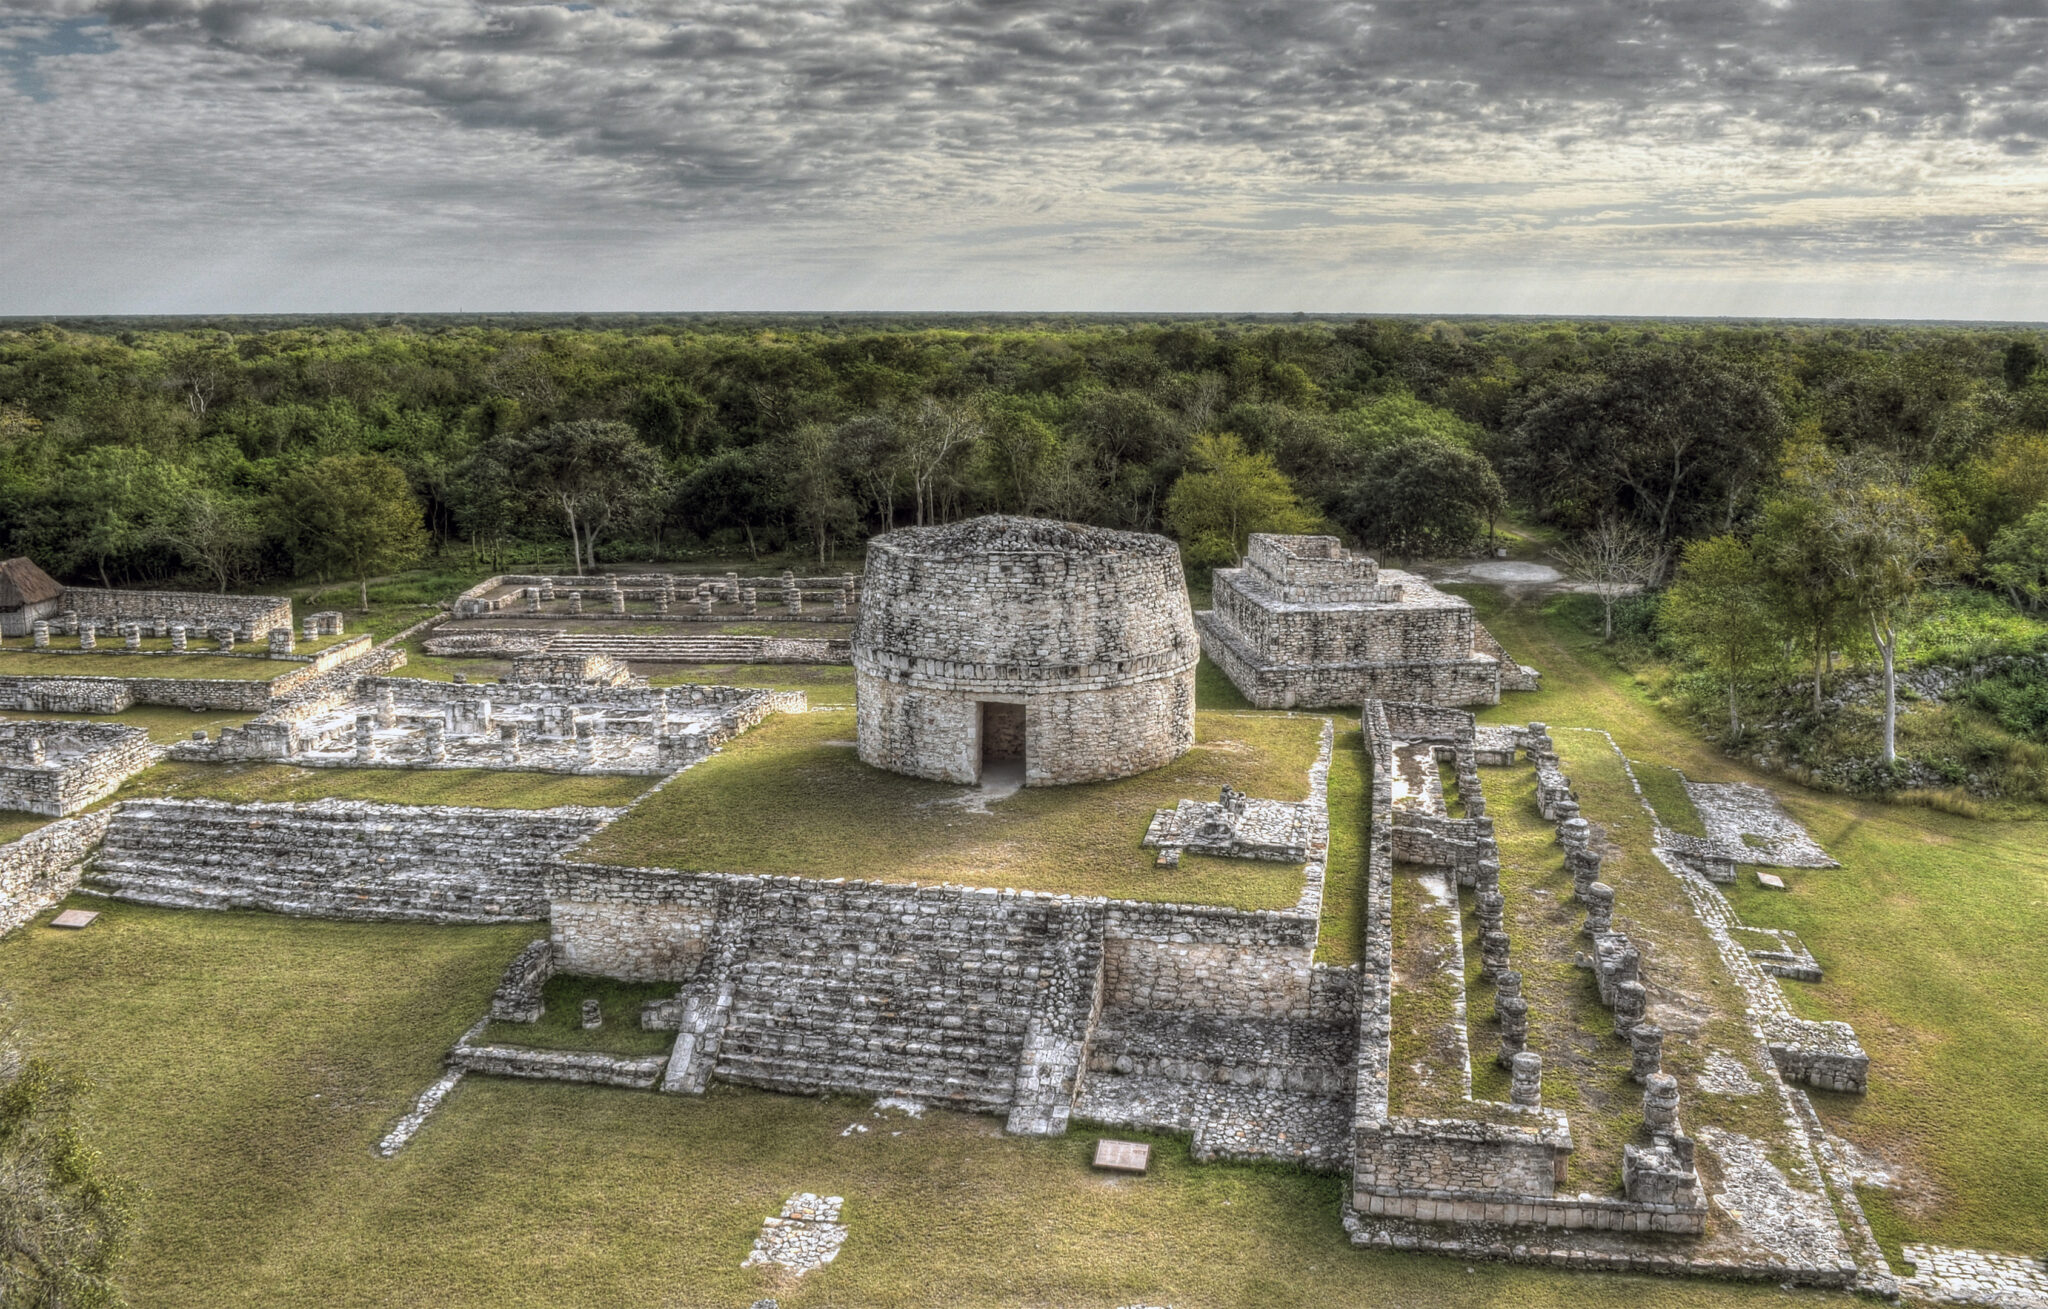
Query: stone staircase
710,885,1103,1116
544,633,850,664
87,798,618,922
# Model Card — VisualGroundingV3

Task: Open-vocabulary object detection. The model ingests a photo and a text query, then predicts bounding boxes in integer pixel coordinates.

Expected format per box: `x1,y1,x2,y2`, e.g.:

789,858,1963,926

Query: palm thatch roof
0,558,63,610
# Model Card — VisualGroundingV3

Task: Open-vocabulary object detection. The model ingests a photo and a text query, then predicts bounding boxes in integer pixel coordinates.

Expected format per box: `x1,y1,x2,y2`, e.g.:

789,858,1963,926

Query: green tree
1163,433,1318,568
781,423,858,566
489,421,664,574
275,455,428,611
1661,536,1781,736
0,1031,133,1306
1334,437,1505,562
1986,507,2048,613
1755,490,1862,714
1820,462,1951,765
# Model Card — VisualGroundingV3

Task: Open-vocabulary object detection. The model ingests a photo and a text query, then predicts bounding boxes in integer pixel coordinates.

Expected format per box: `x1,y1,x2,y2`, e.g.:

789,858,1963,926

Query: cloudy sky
2,0,2045,317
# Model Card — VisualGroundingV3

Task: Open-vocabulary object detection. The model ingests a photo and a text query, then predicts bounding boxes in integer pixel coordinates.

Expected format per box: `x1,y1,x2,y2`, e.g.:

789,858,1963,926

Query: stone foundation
0,721,154,815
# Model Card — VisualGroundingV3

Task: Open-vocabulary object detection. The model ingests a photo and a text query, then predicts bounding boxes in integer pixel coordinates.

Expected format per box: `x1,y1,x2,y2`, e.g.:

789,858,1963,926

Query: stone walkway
1901,1245,2048,1307
742,1193,848,1276
1682,779,1838,868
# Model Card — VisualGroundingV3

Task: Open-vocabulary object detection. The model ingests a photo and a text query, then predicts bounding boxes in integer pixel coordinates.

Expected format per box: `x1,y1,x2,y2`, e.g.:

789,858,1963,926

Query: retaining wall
0,809,115,935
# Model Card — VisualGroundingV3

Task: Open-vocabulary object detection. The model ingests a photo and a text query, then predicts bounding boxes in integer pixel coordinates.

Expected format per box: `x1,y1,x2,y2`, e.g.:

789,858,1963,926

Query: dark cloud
1,0,2045,311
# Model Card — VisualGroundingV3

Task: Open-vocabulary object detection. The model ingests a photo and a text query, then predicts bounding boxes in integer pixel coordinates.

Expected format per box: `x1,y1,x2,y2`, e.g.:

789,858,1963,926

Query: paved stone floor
1683,779,1839,868
742,1193,848,1276
1901,1244,2048,1308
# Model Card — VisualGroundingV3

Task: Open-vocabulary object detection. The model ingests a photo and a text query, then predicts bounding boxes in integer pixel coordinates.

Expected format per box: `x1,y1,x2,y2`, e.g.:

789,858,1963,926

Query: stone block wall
1197,619,1502,709
0,809,115,936
86,798,621,922
1354,1115,1571,1199
0,673,282,714
63,587,292,636
1098,903,1319,1019
0,721,154,816
853,516,1200,785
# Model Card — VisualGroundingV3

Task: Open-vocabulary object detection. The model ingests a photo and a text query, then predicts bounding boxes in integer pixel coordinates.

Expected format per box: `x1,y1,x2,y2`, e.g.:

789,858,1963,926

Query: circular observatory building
853,515,1199,787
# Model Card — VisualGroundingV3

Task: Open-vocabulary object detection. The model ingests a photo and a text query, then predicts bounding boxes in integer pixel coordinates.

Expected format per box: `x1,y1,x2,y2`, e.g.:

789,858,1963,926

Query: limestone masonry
852,515,1199,785
1198,534,1539,708
0,720,153,816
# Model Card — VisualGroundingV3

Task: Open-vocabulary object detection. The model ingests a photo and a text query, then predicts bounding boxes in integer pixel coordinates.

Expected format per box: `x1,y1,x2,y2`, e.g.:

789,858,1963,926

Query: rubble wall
0,809,114,936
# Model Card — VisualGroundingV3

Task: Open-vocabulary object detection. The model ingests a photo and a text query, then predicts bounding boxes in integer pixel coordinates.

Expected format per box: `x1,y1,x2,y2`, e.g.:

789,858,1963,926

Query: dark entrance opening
980,701,1025,780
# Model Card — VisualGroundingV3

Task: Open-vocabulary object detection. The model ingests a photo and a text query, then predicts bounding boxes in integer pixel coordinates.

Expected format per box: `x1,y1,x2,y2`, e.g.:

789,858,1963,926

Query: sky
2,0,2046,318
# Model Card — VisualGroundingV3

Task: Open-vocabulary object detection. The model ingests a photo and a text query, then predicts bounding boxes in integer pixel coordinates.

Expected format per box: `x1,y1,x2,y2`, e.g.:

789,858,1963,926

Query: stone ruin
1142,783,1316,866
0,720,154,816
173,653,799,777
1197,533,1540,709
852,515,1199,786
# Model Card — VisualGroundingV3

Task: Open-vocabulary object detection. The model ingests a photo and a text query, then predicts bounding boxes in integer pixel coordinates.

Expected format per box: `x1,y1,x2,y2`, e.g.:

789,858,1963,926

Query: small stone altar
1142,784,1316,865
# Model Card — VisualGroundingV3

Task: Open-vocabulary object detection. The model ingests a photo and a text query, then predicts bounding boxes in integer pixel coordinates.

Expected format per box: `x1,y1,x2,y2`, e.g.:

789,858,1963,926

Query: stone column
1509,1051,1542,1107
422,719,446,763
1582,882,1615,935
32,621,49,649
1496,995,1529,1068
1568,847,1603,900
834,586,849,617
528,590,543,615
1474,857,1500,896
78,622,96,650
1558,816,1591,853
303,616,320,641
1479,930,1511,981
611,589,627,616
1613,979,1648,1039
477,696,493,734
325,613,344,636
786,586,803,616
1552,798,1581,823
378,686,397,729
354,714,376,762
169,624,186,652
216,630,235,653
575,718,596,763
580,998,603,1030
568,592,583,615
24,737,46,765
540,579,556,602
501,722,522,764
1475,888,1505,937
154,617,169,638
654,596,669,617
124,625,141,651
268,627,294,657
724,572,740,602
1630,1024,1664,1085
741,588,757,616
1642,1072,1680,1135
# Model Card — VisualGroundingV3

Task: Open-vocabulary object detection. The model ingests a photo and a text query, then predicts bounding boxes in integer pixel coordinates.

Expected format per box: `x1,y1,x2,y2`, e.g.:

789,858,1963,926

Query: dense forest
4,314,2048,792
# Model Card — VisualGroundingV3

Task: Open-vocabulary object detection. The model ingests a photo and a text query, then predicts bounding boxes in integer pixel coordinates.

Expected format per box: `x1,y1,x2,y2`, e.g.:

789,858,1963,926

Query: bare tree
160,491,259,593
901,397,981,527
1554,516,1661,642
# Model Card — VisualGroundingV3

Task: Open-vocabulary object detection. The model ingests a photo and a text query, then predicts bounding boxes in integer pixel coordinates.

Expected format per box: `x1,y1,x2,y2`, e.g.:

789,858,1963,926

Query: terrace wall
0,809,115,935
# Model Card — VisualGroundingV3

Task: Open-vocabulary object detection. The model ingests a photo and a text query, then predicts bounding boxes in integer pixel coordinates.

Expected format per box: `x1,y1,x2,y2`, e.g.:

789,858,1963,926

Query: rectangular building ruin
1197,534,1538,709
0,721,154,816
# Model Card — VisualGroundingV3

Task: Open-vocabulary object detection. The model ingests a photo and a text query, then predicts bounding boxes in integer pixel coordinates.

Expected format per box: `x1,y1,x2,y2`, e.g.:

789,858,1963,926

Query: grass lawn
477,973,678,1056
649,662,858,699
0,648,294,680
0,808,54,844
1458,585,2048,1257
1317,728,1368,963
0,899,1797,1308
112,761,653,810
2,704,262,743
581,708,1322,909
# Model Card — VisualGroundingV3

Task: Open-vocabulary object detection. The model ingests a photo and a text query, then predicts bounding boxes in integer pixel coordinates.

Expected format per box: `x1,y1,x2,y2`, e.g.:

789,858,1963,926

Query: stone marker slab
1093,1139,1151,1173
49,909,99,929
1756,872,1787,891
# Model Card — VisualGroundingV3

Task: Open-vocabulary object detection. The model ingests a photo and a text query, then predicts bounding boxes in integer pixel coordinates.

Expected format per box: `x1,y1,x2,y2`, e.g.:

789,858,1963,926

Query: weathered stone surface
852,516,1198,786
1197,534,1537,709
0,810,115,936
0,720,153,816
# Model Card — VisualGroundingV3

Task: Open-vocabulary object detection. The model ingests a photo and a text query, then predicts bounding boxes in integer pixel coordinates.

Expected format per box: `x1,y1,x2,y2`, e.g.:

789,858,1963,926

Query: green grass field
582,707,1322,909
0,648,294,679
1462,586,2048,1257
0,900,1799,1308
2,704,263,742
112,761,653,810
